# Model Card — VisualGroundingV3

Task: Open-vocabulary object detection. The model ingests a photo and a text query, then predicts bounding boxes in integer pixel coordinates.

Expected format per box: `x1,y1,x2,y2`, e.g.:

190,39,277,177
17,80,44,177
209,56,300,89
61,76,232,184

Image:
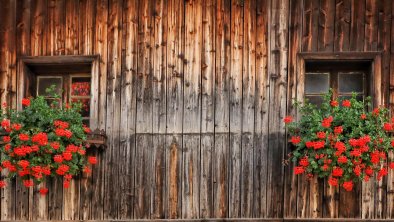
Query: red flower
19,134,29,141
32,132,48,146
353,165,362,177
334,126,343,135
66,144,78,153
4,144,11,152
299,157,309,167
83,166,91,174
51,142,60,150
291,136,301,145
23,179,34,187
283,116,293,124
342,100,351,107
31,145,39,152
39,187,48,196
62,152,73,161
78,149,86,155
365,166,374,176
343,181,353,191
305,141,314,148
330,100,339,107
83,125,91,133
350,148,361,157
63,180,70,188
21,98,30,107
88,156,97,165
1,102,7,108
389,162,394,169
294,166,304,175
18,160,30,168
373,108,380,116
3,136,10,143
54,155,63,163
316,131,326,139
1,119,10,128
332,167,343,177
328,177,338,186
313,141,325,150
361,113,367,120
11,123,21,131
64,130,73,138
0,180,6,188
321,116,333,128
56,164,70,175
337,156,347,164
64,174,73,180
384,123,393,131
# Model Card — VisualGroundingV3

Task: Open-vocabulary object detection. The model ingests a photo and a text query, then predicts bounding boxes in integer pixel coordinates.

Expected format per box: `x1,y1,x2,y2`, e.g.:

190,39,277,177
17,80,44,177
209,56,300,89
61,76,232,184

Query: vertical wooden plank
166,0,184,218
91,0,108,219
213,0,230,218
16,0,32,56
318,0,335,51
240,0,255,218
103,0,122,219
30,0,47,56
364,0,378,51
302,0,319,52
334,0,351,51
284,0,301,218
79,0,96,55
118,0,138,219
47,0,65,55
267,0,288,218
182,0,202,218
349,0,365,51
253,0,269,218
387,56,394,219
134,0,153,219
376,0,391,218
228,0,243,217
65,0,79,55
151,2,167,218
199,0,215,218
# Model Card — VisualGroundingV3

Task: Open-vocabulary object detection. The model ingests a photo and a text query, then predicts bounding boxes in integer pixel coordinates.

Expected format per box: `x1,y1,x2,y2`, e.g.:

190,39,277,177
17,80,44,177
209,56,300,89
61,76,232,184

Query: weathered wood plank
63,179,80,220
119,0,138,219
302,0,319,52
200,0,215,218
182,0,202,218
16,0,31,56
103,0,122,219
349,0,365,51
165,0,184,218
388,56,394,219
318,0,335,52
253,0,269,218
339,184,361,218
213,0,231,218
364,0,378,51
334,0,351,51
65,0,79,55
284,0,301,218
240,0,255,217
79,0,96,55
228,0,243,217
47,0,65,55
267,0,288,218
30,0,47,56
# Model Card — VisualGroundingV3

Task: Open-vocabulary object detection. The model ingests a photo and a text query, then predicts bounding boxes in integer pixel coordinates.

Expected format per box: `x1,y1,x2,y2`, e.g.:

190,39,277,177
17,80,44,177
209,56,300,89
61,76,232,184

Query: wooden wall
0,0,393,220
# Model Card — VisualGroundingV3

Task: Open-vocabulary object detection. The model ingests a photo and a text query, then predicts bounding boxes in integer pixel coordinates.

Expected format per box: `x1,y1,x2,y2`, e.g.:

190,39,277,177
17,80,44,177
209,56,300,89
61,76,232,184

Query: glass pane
71,77,91,96
71,98,90,117
338,72,364,93
305,73,329,94
305,95,324,106
37,77,62,97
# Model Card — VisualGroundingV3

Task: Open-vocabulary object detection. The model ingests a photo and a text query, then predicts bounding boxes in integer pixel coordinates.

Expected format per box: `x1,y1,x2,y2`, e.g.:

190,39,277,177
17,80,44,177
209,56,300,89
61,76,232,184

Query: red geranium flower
39,187,48,196
343,181,353,191
32,132,48,146
21,98,30,107
3,136,10,143
342,100,351,107
12,123,22,131
316,131,326,139
334,126,343,134
330,100,339,107
62,152,73,161
0,180,7,188
283,116,293,124
23,179,34,187
361,113,367,120
19,134,29,141
54,155,63,163
332,167,343,177
291,136,301,145
384,123,393,131
337,156,347,164
294,166,304,175
1,119,10,128
18,160,30,169
88,156,97,165
328,177,338,186
51,142,60,150
299,157,309,167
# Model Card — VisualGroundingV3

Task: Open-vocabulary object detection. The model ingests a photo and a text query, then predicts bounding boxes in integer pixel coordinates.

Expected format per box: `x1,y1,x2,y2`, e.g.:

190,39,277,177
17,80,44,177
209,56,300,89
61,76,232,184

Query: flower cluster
285,92,394,191
0,96,97,194
71,82,90,97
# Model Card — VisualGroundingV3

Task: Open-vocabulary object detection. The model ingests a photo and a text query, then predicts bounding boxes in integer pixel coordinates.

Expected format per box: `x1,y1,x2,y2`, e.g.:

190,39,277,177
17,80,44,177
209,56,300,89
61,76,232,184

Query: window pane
338,72,364,93
71,98,90,117
339,94,364,102
71,77,91,96
305,73,329,94
305,95,324,106
37,77,62,97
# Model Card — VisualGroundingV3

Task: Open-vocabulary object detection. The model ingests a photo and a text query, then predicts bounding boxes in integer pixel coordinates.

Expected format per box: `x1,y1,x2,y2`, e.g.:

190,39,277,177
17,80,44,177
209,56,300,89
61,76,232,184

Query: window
304,61,370,106
36,74,91,125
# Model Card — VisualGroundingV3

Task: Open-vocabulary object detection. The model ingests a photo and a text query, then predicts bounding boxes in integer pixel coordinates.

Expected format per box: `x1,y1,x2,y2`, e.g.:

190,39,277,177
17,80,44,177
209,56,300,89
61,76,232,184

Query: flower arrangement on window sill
284,91,394,191
0,96,97,194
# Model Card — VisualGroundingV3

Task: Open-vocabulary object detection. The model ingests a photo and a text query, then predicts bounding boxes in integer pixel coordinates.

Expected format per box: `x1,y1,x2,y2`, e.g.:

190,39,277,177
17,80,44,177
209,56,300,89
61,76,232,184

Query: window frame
296,52,384,108
16,55,100,130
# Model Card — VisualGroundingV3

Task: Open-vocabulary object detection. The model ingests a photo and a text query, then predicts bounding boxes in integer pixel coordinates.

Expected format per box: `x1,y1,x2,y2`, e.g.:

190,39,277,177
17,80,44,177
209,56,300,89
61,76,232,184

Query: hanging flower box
86,129,107,150
284,91,394,192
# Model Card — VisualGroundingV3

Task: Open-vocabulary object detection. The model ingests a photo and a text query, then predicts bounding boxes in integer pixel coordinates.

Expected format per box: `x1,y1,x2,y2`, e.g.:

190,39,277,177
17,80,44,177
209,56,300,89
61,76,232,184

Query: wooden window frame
16,55,100,130
297,52,384,107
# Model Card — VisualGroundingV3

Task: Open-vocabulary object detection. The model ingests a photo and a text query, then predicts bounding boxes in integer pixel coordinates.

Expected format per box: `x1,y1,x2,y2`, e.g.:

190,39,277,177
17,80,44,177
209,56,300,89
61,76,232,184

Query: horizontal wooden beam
1,219,394,222
18,55,100,64
298,51,382,60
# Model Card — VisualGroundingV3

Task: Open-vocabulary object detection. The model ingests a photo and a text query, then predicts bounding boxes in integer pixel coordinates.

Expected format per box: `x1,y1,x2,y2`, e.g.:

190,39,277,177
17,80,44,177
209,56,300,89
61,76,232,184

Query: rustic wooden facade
0,0,394,220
